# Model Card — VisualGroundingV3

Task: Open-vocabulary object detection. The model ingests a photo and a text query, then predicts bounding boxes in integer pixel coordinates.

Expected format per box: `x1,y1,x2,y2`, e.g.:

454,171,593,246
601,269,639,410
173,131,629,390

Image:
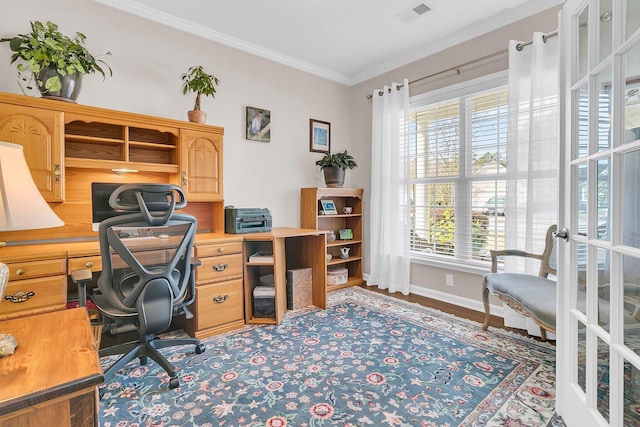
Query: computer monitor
91,182,168,232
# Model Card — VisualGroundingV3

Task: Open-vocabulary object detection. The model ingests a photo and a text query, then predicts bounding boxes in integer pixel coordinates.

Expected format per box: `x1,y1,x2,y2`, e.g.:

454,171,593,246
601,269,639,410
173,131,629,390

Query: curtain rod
366,30,558,100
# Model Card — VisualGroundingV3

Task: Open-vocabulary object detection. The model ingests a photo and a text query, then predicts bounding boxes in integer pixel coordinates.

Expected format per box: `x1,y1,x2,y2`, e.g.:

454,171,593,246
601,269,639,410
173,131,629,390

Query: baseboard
408,284,505,319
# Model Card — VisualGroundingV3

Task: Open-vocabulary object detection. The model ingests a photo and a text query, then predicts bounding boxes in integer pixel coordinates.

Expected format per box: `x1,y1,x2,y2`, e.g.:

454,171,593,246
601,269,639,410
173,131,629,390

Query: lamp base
0,333,17,357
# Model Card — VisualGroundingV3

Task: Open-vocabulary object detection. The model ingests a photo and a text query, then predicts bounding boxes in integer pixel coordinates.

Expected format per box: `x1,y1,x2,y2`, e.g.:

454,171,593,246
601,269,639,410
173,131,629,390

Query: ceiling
95,0,564,86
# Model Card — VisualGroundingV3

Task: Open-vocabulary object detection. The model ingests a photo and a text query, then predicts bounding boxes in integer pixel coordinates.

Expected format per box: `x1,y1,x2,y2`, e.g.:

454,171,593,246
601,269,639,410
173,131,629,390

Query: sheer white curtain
504,33,560,334
367,80,411,294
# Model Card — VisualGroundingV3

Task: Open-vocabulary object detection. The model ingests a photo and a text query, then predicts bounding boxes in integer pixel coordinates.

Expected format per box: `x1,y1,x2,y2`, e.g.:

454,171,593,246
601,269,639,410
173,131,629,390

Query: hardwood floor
362,285,553,344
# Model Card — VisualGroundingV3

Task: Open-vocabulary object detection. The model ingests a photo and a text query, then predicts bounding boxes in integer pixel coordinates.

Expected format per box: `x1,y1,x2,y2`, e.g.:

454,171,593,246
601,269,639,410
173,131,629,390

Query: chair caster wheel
195,344,205,354
169,377,180,389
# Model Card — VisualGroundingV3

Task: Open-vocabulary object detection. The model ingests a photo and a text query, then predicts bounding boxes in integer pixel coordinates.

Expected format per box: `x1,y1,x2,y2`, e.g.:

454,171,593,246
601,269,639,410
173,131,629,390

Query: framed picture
320,199,337,215
310,119,330,153
246,106,271,142
339,228,353,240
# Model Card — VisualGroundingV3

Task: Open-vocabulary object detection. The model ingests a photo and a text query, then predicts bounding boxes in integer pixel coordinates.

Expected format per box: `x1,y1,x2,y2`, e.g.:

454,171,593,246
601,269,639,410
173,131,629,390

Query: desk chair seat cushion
484,272,557,328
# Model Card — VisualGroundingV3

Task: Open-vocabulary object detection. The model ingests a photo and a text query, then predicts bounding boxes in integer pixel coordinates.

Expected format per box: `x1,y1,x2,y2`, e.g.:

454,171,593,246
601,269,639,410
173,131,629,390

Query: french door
558,0,640,426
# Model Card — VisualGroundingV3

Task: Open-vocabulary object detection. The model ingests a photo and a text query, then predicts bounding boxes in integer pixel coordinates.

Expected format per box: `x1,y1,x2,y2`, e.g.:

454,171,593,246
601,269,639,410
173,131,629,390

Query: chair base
99,336,205,389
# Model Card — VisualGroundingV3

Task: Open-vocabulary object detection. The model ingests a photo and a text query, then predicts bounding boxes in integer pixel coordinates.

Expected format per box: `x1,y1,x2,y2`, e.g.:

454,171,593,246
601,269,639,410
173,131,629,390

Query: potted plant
181,65,219,123
1,20,112,102
315,150,357,188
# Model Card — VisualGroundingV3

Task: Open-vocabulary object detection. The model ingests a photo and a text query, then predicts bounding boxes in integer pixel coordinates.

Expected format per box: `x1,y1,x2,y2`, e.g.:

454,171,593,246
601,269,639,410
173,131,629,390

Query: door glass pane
626,0,640,40
624,358,640,424
599,0,613,62
597,158,610,241
623,255,640,357
623,151,640,250
577,242,588,317
578,320,587,393
578,5,589,81
596,67,612,152
577,163,588,236
624,42,640,144
596,336,610,423
597,248,611,332
576,86,589,158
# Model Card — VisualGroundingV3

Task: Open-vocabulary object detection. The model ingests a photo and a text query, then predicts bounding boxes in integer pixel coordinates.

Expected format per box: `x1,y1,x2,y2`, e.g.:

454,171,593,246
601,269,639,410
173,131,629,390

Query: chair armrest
489,249,544,273
70,268,93,307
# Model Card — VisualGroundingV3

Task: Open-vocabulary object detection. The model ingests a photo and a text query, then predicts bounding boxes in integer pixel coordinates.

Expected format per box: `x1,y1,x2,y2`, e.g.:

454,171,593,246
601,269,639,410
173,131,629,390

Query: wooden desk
0,308,103,427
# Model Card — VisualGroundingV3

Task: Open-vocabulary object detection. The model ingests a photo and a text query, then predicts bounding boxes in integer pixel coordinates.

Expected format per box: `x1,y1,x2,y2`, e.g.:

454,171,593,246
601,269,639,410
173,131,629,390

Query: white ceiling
95,0,564,86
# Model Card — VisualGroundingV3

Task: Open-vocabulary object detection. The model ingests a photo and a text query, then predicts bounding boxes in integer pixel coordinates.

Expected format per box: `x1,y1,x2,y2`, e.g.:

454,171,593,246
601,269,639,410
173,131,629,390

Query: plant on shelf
0,20,112,102
315,150,357,188
181,65,219,123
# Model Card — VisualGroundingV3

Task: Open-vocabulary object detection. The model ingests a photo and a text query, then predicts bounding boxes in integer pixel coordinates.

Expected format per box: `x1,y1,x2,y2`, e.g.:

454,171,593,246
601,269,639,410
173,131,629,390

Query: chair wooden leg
482,283,491,331
540,327,547,341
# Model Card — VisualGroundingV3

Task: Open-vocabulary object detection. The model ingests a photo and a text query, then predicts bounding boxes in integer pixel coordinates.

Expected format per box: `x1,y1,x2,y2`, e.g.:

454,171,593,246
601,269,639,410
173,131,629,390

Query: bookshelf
300,187,364,292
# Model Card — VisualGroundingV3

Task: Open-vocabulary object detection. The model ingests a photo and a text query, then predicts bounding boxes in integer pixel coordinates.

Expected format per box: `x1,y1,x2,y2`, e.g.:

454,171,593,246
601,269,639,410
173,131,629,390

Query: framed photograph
339,228,353,240
310,119,331,153
246,106,271,142
320,199,337,215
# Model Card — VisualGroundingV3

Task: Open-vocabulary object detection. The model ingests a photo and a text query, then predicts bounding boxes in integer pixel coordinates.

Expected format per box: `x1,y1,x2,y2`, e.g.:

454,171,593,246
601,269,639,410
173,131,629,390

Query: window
408,75,507,265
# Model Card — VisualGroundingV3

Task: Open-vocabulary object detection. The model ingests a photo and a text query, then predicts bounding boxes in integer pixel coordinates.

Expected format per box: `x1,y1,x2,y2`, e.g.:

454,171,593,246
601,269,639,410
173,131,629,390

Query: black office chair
72,183,205,389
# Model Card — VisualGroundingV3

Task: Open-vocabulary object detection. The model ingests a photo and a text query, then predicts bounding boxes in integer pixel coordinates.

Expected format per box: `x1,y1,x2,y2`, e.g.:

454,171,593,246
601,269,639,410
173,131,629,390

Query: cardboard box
286,268,313,310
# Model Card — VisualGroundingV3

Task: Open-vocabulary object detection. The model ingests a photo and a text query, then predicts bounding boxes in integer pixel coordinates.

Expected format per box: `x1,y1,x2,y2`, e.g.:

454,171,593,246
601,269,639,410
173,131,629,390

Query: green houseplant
1,20,112,102
181,65,219,123
315,150,357,188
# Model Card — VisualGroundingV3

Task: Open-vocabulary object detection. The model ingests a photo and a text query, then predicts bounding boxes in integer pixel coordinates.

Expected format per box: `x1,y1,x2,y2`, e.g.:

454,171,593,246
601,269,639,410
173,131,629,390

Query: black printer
225,207,272,234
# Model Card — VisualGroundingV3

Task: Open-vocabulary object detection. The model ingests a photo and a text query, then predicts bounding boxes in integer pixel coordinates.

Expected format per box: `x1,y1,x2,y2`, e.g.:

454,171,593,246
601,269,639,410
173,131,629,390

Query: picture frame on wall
309,119,330,153
246,106,271,142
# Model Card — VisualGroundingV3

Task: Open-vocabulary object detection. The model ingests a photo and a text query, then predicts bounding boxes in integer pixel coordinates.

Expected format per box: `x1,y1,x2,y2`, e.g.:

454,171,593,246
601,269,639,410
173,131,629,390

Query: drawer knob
5,291,35,303
85,261,94,268
213,263,229,272
15,268,25,276
213,294,229,303
218,247,225,252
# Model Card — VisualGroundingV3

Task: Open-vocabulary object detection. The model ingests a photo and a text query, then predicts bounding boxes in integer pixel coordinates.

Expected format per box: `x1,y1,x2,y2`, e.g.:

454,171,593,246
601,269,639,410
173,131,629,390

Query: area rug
98,287,565,426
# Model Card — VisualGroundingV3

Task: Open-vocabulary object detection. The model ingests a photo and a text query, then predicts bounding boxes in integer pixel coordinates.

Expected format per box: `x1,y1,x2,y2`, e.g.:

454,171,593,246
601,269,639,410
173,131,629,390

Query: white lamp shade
0,141,64,231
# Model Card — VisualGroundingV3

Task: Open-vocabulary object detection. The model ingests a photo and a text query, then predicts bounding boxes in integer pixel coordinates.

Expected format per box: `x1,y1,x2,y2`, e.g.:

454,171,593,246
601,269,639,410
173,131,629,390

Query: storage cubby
301,187,364,292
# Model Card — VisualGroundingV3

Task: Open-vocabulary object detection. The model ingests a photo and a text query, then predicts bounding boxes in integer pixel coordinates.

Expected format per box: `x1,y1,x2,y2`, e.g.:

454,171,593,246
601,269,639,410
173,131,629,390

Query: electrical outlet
445,274,454,287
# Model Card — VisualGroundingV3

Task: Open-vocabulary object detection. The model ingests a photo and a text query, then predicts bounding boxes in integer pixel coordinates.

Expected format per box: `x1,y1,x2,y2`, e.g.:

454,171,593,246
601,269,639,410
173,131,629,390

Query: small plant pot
188,110,207,123
322,167,345,188
36,68,82,102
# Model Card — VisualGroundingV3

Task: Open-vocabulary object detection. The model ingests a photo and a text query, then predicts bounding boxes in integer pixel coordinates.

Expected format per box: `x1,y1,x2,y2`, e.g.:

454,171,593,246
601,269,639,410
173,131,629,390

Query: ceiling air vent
396,2,432,24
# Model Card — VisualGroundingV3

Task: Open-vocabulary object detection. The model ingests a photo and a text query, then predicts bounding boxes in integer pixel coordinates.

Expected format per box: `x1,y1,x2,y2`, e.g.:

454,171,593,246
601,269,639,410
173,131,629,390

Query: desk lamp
0,141,64,357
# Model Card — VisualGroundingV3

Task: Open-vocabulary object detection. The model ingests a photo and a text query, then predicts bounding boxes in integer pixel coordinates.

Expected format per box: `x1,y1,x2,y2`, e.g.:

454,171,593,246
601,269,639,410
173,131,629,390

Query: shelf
327,256,361,266
327,277,364,292
64,157,179,173
327,239,361,247
65,135,124,145
318,213,362,219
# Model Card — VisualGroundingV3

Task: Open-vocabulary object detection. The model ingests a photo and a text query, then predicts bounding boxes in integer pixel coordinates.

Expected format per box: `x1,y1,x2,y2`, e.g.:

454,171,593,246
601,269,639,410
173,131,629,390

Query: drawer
196,241,243,258
0,276,67,320
68,256,102,274
197,253,243,284
6,259,66,281
196,279,244,330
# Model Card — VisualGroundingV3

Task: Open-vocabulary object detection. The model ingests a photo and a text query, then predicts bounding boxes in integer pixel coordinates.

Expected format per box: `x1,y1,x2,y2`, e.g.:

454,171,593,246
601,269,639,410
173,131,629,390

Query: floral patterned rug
98,287,565,426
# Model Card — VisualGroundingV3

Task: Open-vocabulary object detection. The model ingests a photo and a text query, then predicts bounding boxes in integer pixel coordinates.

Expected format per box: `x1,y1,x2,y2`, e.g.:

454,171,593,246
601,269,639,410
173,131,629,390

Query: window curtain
367,80,411,295
504,33,560,335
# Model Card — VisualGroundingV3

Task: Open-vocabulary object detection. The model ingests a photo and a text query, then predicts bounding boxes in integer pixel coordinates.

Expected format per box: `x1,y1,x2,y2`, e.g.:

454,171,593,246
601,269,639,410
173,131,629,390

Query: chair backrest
96,184,197,314
539,224,558,278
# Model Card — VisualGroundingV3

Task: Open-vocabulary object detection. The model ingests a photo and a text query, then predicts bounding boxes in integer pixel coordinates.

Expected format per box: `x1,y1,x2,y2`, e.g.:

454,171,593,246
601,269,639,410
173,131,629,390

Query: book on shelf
249,251,274,262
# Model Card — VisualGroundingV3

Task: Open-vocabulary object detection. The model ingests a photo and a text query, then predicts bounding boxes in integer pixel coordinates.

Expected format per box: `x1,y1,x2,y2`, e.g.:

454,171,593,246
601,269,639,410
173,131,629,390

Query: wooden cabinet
301,188,364,292
243,228,327,325
0,103,63,202
0,256,67,321
176,235,245,338
180,130,223,201
0,308,103,427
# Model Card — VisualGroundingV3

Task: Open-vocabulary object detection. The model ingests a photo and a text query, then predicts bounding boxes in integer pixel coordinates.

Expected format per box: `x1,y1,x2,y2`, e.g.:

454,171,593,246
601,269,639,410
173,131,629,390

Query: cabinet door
0,104,63,202
180,129,222,202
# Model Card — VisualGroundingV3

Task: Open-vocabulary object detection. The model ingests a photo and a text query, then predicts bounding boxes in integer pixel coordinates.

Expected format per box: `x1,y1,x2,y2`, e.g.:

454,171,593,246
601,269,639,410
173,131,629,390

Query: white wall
0,0,355,228
348,5,563,307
